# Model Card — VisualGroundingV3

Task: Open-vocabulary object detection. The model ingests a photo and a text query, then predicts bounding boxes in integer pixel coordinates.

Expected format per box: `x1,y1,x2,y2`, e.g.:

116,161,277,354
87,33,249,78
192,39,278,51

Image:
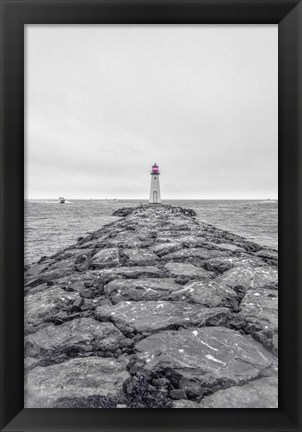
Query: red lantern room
151,163,160,175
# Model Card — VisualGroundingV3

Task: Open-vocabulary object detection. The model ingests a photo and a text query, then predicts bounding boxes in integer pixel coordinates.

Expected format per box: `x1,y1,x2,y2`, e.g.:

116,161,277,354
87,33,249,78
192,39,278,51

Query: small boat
58,197,65,204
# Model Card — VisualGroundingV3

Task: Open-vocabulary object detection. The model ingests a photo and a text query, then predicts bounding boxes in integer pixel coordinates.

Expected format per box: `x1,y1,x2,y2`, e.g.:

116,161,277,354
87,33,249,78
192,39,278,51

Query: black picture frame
0,1,301,431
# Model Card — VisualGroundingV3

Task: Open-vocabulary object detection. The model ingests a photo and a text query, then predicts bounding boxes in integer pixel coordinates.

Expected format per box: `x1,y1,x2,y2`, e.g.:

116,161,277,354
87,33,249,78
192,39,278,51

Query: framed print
0,1,301,431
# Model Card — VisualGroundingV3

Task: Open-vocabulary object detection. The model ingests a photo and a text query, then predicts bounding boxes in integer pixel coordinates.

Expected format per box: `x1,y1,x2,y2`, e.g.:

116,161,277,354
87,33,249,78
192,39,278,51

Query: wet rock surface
25,318,126,364
24,205,278,408
104,278,183,302
95,301,232,335
24,287,81,334
164,262,214,278
238,287,278,354
135,327,277,396
25,356,130,408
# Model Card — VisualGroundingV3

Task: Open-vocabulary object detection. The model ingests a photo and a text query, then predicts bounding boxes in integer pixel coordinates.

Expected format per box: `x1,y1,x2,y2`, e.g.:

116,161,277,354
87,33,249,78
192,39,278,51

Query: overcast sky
25,25,277,200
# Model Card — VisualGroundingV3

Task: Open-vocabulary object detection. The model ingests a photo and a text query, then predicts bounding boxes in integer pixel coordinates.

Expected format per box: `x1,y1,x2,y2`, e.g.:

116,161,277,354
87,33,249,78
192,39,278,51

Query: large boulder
164,262,214,279
105,278,184,302
135,327,277,396
204,255,266,272
167,235,208,248
90,248,120,268
165,248,230,261
123,249,158,265
239,287,278,353
216,265,278,291
182,279,237,308
95,301,232,335
25,317,125,363
53,248,94,260
152,243,183,257
24,287,80,333
24,356,130,408
105,231,142,248
54,272,97,292
94,266,166,279
214,243,245,253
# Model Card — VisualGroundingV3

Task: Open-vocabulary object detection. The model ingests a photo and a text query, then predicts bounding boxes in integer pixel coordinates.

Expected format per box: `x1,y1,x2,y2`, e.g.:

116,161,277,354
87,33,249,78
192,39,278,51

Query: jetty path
24,205,278,408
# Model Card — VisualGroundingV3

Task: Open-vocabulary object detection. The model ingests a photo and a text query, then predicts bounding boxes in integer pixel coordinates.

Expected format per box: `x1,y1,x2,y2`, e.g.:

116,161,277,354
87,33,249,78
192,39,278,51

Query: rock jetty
24,205,278,408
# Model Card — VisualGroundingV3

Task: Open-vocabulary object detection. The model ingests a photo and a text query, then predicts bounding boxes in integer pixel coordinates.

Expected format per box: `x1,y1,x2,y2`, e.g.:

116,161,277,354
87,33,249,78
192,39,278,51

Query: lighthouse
149,163,161,204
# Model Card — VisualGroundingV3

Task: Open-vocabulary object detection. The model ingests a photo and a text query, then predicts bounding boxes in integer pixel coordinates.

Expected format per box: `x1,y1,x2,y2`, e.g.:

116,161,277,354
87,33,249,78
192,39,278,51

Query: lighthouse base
149,189,161,204
149,174,161,204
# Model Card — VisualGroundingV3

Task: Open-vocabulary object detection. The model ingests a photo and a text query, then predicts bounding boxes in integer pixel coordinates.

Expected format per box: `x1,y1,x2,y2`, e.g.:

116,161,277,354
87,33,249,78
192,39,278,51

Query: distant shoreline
25,198,279,202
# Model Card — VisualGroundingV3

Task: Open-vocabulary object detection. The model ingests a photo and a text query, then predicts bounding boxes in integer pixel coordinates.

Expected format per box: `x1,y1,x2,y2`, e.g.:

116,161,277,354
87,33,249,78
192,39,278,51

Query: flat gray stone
182,279,237,308
25,317,125,360
170,236,209,248
91,248,120,268
204,255,266,271
216,265,278,290
123,249,158,264
240,288,278,330
95,301,231,334
164,262,214,278
25,356,130,408
55,272,96,292
152,243,183,257
25,287,80,333
96,266,166,279
239,287,278,353
199,375,278,408
214,243,245,253
106,232,142,248
136,327,277,393
166,248,230,261
105,278,184,302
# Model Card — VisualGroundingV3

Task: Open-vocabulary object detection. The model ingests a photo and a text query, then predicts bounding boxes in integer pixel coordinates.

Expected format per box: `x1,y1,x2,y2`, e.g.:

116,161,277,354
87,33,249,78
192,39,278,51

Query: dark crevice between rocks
123,373,172,408
243,326,278,356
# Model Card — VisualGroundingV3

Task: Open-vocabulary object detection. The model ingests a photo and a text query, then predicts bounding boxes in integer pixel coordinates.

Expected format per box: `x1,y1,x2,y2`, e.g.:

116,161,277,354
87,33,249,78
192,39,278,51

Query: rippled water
24,199,278,265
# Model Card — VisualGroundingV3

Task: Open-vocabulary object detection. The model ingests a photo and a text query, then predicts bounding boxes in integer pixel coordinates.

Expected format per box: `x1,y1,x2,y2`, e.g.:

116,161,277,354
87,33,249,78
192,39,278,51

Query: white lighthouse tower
149,163,161,204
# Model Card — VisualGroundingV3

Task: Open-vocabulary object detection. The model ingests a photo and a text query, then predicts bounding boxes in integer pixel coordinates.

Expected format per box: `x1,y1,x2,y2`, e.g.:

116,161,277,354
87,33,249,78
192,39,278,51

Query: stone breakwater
24,205,278,408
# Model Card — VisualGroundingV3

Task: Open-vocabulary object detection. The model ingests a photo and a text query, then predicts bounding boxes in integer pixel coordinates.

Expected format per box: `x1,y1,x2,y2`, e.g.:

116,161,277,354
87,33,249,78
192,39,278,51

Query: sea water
24,199,278,265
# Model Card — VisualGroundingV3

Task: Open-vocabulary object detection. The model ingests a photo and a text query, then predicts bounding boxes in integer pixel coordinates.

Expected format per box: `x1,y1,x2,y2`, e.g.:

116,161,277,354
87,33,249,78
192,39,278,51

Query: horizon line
25,197,279,201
